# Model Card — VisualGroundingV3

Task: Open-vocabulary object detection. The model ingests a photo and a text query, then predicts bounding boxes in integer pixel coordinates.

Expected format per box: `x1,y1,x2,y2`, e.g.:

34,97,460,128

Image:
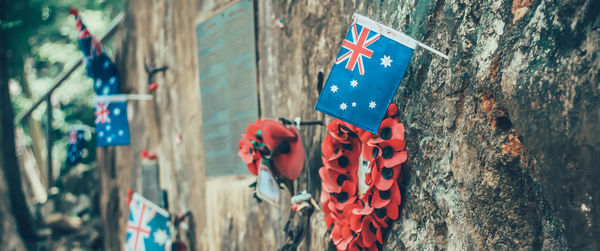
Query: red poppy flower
332,223,353,250
319,167,347,193
322,134,344,161
244,119,263,142
238,136,261,175
322,200,336,228
376,141,407,168
361,139,381,162
260,119,297,150
330,180,357,211
371,118,405,144
359,215,383,247
372,181,401,208
386,103,398,117
370,160,401,191
372,199,399,228
327,120,356,143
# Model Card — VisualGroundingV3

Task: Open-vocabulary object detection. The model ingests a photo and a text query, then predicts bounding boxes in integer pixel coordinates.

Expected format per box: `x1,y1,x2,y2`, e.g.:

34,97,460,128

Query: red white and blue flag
70,8,120,95
94,95,130,147
315,14,417,133
125,193,171,251
66,128,85,166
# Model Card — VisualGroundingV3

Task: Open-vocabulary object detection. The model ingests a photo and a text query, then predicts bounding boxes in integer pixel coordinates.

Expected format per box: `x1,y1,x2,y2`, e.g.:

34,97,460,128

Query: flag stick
94,94,153,102
416,41,449,60
124,94,153,101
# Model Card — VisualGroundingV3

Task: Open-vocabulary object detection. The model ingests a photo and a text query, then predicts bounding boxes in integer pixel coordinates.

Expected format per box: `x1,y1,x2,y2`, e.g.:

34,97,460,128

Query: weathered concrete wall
107,0,600,250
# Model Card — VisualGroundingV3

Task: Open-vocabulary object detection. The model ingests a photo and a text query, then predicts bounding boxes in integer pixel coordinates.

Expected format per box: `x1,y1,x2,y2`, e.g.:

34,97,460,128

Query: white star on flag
350,80,358,87
352,102,357,107
153,229,169,245
340,103,348,110
369,101,376,109
380,55,392,68
331,85,339,93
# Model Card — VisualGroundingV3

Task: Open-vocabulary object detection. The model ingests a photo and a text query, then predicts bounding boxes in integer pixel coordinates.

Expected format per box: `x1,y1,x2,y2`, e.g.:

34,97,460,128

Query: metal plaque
141,161,161,205
197,0,258,177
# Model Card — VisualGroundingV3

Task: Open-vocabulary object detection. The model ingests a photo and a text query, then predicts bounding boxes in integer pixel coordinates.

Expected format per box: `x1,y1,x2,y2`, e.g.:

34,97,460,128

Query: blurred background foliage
5,0,124,175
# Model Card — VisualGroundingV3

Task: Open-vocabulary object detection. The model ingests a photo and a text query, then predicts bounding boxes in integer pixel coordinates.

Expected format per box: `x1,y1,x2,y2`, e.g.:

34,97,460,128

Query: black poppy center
379,189,391,200
279,141,290,154
382,168,394,180
337,156,349,167
337,192,349,203
372,147,379,159
375,208,387,218
249,148,253,153
336,175,347,186
256,129,263,140
380,127,392,140
342,143,352,151
382,146,394,159
368,222,377,233
333,148,339,154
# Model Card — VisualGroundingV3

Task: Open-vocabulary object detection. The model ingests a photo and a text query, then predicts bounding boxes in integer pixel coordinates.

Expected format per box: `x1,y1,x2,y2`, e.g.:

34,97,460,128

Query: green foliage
5,0,124,170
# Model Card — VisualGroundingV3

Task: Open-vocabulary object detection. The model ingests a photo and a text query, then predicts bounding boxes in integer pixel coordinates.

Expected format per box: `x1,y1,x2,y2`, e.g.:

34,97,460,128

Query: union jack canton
315,14,417,133
126,193,171,251
94,95,131,147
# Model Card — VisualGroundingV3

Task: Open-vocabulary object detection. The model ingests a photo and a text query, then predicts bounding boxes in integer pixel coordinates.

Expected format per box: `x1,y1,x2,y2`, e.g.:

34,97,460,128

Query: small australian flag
66,129,85,166
125,193,171,251
315,14,417,133
94,95,130,147
71,9,120,95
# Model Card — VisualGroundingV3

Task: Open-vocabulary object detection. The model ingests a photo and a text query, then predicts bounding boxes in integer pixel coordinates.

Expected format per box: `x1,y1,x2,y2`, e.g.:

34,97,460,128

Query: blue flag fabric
72,11,120,95
94,95,131,147
315,14,417,133
125,193,171,251
66,128,85,166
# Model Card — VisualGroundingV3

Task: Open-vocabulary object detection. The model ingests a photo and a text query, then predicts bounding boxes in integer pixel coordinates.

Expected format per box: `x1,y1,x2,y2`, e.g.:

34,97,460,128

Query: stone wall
107,0,600,250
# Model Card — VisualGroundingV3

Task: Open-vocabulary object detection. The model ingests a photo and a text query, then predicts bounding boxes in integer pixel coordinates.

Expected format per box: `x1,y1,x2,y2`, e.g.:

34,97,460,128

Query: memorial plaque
197,0,258,177
141,161,161,205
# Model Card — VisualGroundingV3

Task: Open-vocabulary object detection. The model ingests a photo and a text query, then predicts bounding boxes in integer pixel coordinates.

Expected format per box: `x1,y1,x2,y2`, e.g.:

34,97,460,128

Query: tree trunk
0,0,37,246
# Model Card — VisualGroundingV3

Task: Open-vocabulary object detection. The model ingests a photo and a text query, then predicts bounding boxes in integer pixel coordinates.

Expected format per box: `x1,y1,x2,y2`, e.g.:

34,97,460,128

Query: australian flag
315,14,417,133
66,128,85,166
70,8,120,95
126,193,171,251
94,95,130,147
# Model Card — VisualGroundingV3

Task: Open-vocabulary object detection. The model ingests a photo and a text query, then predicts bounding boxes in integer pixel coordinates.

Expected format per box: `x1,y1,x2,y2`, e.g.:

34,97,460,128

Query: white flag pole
124,94,153,101
94,94,153,102
416,41,449,60
353,13,449,60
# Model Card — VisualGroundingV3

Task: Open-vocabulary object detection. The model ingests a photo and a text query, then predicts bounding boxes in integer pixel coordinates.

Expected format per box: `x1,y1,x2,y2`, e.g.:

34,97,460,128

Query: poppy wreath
238,119,306,200
320,104,406,250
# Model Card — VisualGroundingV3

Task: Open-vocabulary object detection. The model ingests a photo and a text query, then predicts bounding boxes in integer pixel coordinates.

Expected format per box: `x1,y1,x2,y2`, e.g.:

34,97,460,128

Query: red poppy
386,103,398,117
319,167,346,193
371,118,405,144
372,181,401,208
371,162,401,191
322,200,335,228
332,223,354,250
327,119,355,143
330,180,357,211
322,134,344,161
244,119,263,142
270,125,305,180
359,215,383,247
260,119,297,150
238,136,261,175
